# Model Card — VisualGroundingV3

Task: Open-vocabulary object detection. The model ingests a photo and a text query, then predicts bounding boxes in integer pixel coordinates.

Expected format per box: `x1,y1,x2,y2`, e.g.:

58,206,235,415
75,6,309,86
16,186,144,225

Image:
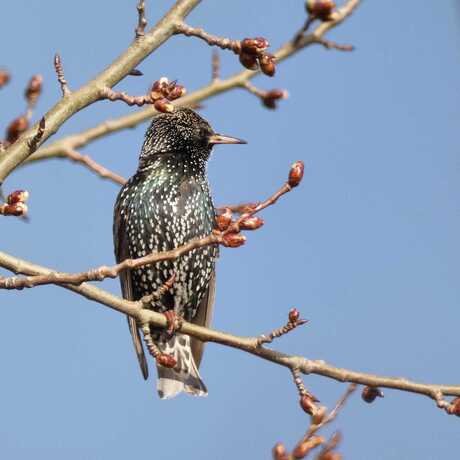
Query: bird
113,107,246,399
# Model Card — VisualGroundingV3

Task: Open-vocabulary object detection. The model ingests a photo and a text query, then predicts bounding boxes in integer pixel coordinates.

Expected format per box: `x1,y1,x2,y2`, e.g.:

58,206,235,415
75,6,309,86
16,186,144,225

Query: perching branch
1,248,459,414
24,0,360,172
0,0,202,184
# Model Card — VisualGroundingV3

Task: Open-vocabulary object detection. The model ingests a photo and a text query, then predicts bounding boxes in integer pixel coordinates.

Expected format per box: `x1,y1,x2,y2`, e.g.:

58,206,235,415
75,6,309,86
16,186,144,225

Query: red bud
288,161,304,187
361,386,384,403
7,190,29,205
216,208,233,231
222,232,246,248
6,116,29,144
25,74,43,106
306,0,336,21
239,53,258,70
0,70,10,88
259,53,276,77
239,216,264,231
300,395,317,415
241,37,269,55
167,84,186,100
272,443,287,460
288,308,300,323
154,98,175,113
449,397,460,417
157,354,176,368
1,202,28,217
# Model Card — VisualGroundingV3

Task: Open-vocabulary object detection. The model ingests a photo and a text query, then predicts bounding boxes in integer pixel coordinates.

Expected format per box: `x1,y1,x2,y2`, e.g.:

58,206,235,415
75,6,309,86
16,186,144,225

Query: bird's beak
208,133,247,145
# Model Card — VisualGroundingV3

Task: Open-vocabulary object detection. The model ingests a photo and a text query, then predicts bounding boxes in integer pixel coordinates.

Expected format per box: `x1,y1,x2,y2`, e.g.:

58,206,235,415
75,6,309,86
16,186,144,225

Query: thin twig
211,49,220,82
64,149,126,185
135,0,147,39
54,54,71,96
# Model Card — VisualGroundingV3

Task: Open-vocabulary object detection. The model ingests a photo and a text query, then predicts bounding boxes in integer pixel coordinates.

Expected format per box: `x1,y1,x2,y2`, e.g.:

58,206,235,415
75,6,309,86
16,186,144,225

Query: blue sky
0,1,459,459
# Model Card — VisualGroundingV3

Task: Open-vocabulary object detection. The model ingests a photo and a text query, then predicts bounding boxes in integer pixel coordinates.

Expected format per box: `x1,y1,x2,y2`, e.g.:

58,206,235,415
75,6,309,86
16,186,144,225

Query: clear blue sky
1,1,459,459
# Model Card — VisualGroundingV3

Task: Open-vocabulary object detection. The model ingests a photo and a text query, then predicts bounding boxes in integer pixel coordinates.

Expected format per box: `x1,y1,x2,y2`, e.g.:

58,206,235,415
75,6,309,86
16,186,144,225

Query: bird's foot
163,310,183,338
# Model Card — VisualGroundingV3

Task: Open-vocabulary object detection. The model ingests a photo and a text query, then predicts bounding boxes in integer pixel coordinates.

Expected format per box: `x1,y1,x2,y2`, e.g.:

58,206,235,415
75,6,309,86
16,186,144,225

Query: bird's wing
190,271,216,368
113,209,149,380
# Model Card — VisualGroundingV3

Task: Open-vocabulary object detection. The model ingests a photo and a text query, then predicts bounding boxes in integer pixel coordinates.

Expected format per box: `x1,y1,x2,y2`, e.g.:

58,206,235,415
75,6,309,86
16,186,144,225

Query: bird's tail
156,333,207,399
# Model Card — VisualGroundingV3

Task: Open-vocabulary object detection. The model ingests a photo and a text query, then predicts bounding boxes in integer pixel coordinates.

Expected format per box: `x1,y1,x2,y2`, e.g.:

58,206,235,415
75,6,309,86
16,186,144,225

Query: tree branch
0,249,459,412
24,0,360,169
0,0,202,184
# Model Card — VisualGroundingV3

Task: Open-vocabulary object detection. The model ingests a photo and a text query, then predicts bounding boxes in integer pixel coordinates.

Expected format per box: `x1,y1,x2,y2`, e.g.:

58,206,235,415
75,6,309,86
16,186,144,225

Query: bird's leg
163,310,183,338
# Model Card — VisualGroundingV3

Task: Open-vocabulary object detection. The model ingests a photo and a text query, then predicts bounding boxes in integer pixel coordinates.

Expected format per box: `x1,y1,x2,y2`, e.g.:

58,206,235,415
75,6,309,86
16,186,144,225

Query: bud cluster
305,0,336,21
239,37,276,77
0,189,29,217
150,77,187,113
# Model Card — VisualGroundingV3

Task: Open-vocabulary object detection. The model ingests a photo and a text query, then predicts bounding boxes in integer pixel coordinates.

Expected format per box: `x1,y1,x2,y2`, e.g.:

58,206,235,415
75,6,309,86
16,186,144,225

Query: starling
113,107,245,398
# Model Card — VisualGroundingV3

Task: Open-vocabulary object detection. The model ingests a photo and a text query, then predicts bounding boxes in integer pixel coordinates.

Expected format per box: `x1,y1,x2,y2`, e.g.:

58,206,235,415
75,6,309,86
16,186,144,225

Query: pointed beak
208,133,247,145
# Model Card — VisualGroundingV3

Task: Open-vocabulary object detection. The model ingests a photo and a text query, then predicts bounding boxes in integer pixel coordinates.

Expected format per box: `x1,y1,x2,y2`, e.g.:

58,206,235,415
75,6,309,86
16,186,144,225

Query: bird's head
139,107,246,168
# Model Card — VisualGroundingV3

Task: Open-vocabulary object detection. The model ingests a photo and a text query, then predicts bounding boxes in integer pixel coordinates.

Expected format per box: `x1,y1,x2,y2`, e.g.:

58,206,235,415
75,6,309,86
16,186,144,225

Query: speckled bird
113,107,245,399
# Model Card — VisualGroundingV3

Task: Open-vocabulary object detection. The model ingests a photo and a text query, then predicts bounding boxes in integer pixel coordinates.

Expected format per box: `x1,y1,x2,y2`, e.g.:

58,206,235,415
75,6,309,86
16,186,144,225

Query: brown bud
239,52,259,70
361,386,384,403
319,453,342,460
262,89,289,110
300,395,317,415
7,190,29,205
25,74,43,107
1,202,28,217
222,232,246,248
292,436,324,459
259,53,276,77
289,308,300,323
288,161,305,187
216,208,233,231
0,70,10,88
311,405,327,425
305,0,336,21
449,397,460,417
6,116,29,144
154,98,175,113
157,354,176,368
167,84,186,101
272,443,287,460
241,37,269,55
239,216,264,231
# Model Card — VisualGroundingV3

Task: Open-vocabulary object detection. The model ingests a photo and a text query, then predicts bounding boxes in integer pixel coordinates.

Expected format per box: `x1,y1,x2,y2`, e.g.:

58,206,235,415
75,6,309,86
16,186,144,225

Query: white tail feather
156,334,207,399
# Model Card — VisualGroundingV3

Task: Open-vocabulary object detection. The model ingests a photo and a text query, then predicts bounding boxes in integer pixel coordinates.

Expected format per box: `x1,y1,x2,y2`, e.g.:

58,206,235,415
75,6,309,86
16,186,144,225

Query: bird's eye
199,127,210,139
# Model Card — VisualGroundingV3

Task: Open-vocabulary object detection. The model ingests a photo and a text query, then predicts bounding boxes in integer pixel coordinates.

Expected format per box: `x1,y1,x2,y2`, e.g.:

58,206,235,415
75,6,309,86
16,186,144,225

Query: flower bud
222,232,246,248
292,436,324,459
239,53,258,70
25,74,43,107
154,98,175,113
259,53,276,77
239,216,264,231
449,397,460,417
241,37,269,55
319,453,342,460
157,354,176,368
300,395,317,415
262,89,289,110
288,161,304,187
289,308,300,323
311,405,327,425
305,0,336,21
1,202,28,217
361,386,384,403
6,115,29,144
272,443,287,460
167,84,186,100
0,70,10,88
216,208,233,231
7,190,29,205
